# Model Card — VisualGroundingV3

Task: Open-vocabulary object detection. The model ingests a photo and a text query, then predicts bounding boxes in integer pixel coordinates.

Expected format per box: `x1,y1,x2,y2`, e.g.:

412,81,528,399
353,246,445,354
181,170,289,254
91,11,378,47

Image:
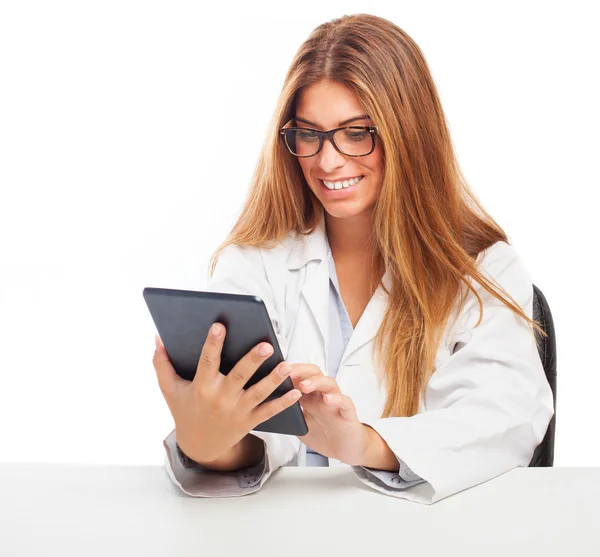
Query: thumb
153,335,186,394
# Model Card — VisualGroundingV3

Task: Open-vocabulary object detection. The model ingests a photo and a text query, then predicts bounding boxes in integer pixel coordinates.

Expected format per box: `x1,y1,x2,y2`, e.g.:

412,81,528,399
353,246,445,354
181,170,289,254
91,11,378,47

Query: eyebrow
294,114,371,128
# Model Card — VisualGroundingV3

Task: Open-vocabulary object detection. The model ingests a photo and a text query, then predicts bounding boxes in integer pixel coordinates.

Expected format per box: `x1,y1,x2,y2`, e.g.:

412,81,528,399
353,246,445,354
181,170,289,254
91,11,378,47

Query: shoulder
475,240,532,293
455,239,534,317
207,233,305,318
477,240,522,270
215,231,304,271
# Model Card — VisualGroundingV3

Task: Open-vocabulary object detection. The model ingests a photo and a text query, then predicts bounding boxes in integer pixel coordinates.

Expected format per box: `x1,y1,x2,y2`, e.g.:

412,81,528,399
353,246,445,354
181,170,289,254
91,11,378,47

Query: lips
320,175,363,183
317,175,365,198
320,175,364,190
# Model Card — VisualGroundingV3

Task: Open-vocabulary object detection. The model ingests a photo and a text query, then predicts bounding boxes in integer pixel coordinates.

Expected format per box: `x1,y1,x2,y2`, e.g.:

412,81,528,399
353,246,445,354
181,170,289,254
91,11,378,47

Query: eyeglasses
279,124,378,158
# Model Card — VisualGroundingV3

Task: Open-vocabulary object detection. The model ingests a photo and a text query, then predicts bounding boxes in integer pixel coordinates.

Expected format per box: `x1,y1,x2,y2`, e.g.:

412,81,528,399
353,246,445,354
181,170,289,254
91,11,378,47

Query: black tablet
143,287,308,436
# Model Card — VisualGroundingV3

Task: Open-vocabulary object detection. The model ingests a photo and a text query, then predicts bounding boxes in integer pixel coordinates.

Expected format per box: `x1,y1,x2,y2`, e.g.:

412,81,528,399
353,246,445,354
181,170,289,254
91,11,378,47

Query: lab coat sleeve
359,457,426,489
162,243,301,498
162,428,269,497
352,241,555,504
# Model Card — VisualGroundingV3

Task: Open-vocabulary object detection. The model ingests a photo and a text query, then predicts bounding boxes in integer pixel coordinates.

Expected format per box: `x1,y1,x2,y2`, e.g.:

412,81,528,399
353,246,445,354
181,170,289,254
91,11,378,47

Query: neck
324,209,385,289
324,209,374,258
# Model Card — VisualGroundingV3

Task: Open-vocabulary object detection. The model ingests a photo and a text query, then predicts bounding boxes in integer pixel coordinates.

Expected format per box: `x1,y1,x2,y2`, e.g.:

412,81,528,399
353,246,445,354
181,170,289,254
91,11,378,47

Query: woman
153,13,554,504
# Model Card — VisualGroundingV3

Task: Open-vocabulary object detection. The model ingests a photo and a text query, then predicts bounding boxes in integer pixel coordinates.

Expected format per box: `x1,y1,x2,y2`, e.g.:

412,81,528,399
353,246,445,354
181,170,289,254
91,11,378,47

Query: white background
0,0,598,467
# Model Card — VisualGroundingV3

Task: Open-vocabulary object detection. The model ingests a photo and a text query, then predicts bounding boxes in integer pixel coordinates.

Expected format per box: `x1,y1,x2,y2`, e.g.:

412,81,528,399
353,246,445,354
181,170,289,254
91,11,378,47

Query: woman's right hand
152,322,302,465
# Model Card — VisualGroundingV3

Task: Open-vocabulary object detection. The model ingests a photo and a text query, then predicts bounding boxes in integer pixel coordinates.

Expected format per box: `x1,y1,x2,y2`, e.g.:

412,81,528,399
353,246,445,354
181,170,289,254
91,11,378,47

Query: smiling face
293,80,384,220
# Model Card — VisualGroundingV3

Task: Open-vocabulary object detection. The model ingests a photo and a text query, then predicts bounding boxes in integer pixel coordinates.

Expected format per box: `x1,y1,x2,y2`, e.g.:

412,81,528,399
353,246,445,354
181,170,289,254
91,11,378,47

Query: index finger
289,363,325,382
192,322,226,388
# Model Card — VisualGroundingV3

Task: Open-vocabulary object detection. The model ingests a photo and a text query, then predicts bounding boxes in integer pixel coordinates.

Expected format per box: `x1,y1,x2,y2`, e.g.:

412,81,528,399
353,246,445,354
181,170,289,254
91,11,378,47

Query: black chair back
528,284,557,466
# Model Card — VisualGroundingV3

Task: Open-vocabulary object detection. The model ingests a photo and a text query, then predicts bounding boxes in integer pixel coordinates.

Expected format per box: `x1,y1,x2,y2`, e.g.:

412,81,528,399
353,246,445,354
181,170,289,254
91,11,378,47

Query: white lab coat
162,211,554,504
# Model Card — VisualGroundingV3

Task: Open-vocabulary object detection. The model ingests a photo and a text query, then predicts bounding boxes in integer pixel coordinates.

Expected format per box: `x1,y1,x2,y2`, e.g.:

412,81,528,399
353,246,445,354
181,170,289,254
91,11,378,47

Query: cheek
298,159,311,176
359,146,382,175
367,167,384,200
369,148,384,172
364,157,383,192
298,162,317,190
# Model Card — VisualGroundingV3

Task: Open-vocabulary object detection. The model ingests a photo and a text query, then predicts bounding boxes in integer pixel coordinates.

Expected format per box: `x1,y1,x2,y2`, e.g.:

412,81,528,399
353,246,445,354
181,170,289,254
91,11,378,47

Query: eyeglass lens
284,128,373,156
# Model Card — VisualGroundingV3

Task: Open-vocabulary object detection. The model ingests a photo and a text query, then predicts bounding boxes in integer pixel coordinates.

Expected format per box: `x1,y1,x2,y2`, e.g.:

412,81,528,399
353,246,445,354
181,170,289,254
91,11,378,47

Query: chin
320,201,371,220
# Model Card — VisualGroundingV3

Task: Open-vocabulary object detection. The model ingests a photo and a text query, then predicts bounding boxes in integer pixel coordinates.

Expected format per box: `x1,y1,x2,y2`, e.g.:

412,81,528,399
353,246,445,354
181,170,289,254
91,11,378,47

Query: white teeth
322,175,363,190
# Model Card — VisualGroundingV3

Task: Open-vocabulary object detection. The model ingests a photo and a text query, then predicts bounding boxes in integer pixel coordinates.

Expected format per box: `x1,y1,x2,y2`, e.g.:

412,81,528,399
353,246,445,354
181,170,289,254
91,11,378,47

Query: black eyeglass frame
279,125,378,158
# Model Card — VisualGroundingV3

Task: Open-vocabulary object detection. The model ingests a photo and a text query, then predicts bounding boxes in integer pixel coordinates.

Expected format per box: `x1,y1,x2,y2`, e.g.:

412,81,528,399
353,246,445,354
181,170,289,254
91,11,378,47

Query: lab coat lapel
286,208,392,369
300,257,330,351
286,209,330,354
339,270,391,368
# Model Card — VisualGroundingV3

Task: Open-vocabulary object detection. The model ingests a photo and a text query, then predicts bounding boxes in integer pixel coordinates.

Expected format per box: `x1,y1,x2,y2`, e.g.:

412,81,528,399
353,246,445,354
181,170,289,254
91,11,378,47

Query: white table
1,464,599,556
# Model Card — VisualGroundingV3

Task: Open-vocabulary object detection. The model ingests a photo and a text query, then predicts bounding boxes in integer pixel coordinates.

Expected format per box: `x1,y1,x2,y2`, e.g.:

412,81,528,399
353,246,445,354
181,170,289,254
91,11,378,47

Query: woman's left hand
290,364,371,466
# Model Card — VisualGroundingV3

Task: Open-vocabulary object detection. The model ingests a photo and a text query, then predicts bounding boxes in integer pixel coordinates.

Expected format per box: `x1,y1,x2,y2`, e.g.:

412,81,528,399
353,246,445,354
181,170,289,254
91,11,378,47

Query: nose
317,136,346,173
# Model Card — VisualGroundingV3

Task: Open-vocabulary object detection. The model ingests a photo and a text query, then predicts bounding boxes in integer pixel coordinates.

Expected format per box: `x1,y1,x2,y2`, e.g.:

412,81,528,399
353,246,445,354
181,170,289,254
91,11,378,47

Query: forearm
358,424,400,471
179,433,265,473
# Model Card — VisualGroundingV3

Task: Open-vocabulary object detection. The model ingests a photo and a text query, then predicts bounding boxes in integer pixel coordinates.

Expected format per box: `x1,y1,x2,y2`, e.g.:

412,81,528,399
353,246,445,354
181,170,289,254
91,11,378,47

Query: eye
297,129,319,142
343,129,369,141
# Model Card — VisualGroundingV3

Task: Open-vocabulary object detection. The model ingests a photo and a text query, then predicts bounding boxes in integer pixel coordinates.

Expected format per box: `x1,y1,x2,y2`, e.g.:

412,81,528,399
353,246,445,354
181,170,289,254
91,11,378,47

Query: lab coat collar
289,208,330,350
286,208,328,270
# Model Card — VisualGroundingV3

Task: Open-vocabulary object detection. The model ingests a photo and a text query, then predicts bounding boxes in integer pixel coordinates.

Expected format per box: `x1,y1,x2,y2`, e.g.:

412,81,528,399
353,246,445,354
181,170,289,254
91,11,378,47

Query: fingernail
278,363,291,376
290,390,301,400
155,335,163,349
155,335,159,349
300,379,312,388
211,323,222,336
258,343,273,357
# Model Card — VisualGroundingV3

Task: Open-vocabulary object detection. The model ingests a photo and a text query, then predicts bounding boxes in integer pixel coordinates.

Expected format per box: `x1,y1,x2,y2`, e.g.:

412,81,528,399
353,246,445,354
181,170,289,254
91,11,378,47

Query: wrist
238,433,265,469
177,434,264,473
357,424,400,471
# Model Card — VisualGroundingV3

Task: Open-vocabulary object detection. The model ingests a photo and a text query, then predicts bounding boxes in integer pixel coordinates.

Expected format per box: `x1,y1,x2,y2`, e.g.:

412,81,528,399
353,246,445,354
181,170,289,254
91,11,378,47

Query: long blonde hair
210,13,547,418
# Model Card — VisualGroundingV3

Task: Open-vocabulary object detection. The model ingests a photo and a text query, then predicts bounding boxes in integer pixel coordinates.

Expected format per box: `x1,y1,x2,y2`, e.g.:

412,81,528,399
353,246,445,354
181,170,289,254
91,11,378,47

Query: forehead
295,81,368,127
